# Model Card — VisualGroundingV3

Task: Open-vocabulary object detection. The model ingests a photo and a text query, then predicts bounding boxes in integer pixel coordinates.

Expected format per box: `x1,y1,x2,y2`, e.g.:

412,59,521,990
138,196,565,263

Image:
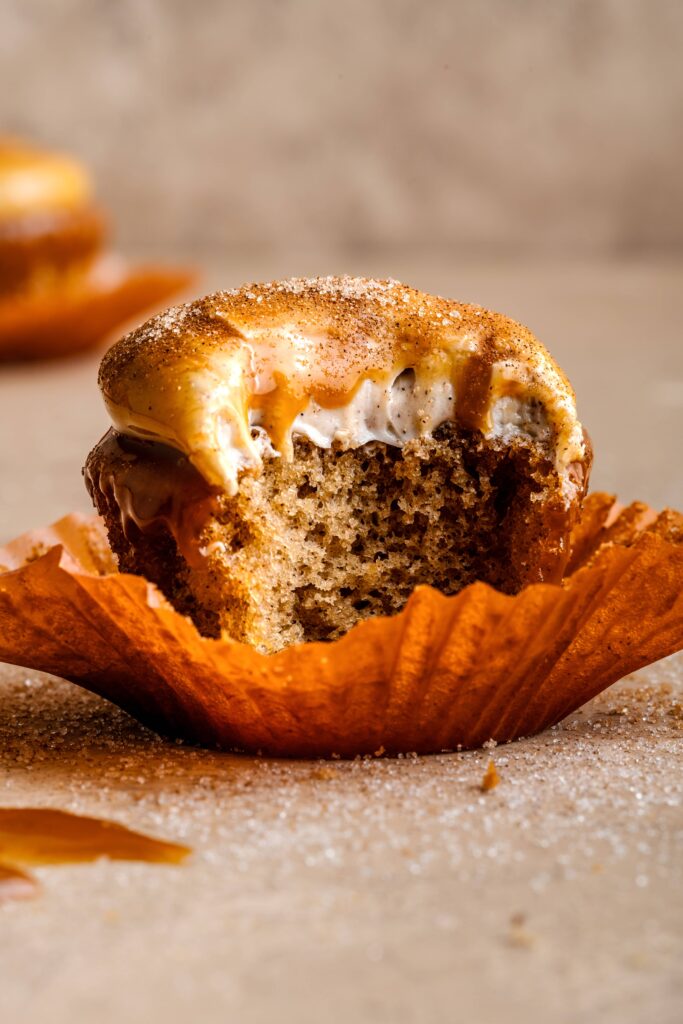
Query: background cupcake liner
0,493,681,757
0,260,193,360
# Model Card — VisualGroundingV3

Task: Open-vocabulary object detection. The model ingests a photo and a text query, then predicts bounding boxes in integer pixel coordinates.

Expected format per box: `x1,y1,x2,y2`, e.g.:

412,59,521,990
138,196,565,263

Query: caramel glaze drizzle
85,432,219,569
245,328,498,463
249,370,309,458
454,337,495,434
249,369,387,458
0,807,190,901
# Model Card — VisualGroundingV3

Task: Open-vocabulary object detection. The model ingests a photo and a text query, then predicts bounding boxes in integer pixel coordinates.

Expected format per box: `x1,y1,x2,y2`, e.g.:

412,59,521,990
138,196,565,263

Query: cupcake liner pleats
0,493,681,757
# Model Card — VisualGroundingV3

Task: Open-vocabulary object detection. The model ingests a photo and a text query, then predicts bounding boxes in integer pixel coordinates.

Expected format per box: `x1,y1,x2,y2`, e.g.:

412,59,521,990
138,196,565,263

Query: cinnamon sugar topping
99,277,588,498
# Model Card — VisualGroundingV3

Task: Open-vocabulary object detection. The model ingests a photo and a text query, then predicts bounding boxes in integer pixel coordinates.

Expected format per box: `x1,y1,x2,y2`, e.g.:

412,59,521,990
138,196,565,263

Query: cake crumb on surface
481,759,501,792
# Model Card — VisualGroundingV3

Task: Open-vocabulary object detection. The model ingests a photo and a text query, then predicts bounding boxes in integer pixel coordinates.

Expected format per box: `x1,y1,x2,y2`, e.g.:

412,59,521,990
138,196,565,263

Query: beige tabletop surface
0,257,681,1024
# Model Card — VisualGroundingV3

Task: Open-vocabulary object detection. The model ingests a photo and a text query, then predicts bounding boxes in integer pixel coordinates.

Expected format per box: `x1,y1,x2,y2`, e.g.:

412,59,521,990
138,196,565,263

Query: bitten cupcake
85,276,592,653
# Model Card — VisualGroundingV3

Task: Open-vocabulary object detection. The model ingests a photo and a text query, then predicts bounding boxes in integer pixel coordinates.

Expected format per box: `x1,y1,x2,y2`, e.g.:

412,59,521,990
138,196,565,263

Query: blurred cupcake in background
0,138,106,301
0,138,193,361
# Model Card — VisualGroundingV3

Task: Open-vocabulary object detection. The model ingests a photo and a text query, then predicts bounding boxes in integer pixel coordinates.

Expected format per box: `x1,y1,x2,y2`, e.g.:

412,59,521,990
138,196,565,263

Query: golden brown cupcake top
0,139,93,222
99,276,589,498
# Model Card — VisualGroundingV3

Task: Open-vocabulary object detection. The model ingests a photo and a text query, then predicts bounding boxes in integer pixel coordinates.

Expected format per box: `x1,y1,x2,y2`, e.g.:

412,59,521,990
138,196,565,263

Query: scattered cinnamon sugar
0,654,679,1024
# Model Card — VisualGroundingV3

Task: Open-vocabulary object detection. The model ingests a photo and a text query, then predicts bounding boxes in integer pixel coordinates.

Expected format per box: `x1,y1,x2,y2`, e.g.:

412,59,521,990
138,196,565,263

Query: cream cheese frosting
99,277,588,501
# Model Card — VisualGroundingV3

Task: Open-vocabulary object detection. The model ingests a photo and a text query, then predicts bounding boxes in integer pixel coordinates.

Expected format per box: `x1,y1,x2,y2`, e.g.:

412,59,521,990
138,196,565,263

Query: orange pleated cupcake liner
0,492,681,757
0,258,195,361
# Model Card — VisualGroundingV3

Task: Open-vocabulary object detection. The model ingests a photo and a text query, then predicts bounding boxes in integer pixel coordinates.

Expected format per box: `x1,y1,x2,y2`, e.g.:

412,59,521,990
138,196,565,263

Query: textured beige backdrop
2,0,682,259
